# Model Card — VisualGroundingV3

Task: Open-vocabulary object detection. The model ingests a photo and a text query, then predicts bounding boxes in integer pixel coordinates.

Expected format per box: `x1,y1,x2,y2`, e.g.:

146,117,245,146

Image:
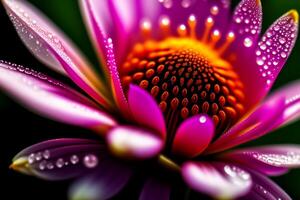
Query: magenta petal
226,0,263,109
221,145,300,176
79,0,134,65
107,126,164,159
255,10,299,92
182,162,252,199
265,80,300,131
206,96,285,154
2,0,111,108
243,170,292,200
105,38,130,116
11,138,104,180
172,115,214,158
0,61,116,130
128,85,166,139
139,178,171,200
69,159,132,200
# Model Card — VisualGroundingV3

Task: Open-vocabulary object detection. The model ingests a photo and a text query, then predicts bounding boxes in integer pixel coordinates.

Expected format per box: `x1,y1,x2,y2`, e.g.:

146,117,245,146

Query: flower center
120,15,245,135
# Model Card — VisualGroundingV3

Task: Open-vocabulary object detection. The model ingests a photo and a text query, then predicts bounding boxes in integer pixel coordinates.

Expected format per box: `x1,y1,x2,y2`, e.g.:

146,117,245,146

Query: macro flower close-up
1,0,300,199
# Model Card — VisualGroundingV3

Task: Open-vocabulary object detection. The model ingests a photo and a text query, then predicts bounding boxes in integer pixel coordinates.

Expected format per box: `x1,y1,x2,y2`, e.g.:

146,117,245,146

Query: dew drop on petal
70,155,79,165
56,158,64,168
243,37,253,47
83,154,98,168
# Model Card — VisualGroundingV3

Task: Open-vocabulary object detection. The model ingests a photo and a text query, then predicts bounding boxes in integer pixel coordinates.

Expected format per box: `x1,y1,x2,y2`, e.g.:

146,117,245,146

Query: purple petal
139,178,171,200
69,159,132,200
79,0,135,65
105,38,130,116
10,138,104,180
0,61,116,130
242,170,291,200
107,126,164,159
265,80,300,131
206,95,285,154
172,115,214,158
255,10,299,92
225,0,263,110
220,145,300,176
128,85,166,139
2,0,111,108
182,162,252,199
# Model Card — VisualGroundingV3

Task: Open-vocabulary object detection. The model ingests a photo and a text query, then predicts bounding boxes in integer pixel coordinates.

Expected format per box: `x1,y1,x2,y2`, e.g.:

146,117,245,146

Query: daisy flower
1,0,300,199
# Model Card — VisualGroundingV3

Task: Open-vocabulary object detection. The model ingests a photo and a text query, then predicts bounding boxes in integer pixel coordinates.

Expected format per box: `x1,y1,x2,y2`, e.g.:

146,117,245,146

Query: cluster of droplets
0,60,112,123
247,151,300,166
233,0,262,48
254,184,282,200
27,150,98,171
256,13,298,88
223,165,251,181
0,60,63,87
5,0,76,72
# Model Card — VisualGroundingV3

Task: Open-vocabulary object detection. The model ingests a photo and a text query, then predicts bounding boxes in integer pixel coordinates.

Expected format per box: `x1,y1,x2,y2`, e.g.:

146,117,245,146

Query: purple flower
1,0,300,199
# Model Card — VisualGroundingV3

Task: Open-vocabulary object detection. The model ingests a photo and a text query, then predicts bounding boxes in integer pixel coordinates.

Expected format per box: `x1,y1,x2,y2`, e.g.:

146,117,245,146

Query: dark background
0,0,300,199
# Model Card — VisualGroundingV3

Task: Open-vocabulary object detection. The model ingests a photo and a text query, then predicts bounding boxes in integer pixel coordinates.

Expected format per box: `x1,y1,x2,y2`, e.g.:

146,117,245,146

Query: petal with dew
182,162,252,199
2,0,111,108
10,138,105,180
242,170,291,200
128,85,166,139
69,159,132,200
255,10,298,92
221,145,300,176
107,126,164,160
0,61,116,131
139,178,171,200
172,115,215,158
225,0,263,110
206,95,285,154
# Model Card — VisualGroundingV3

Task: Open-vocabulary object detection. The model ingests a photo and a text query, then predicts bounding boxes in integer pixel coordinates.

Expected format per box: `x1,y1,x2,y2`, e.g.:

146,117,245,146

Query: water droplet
56,158,64,168
47,162,54,170
39,161,47,170
279,38,286,44
210,6,219,15
256,58,264,66
28,153,35,164
243,37,253,47
281,52,287,58
43,150,50,159
70,155,79,165
83,154,98,168
35,152,42,161
181,0,191,8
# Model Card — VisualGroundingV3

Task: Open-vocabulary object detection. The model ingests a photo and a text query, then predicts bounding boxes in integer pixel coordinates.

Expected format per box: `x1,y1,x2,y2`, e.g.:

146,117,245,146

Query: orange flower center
121,16,245,133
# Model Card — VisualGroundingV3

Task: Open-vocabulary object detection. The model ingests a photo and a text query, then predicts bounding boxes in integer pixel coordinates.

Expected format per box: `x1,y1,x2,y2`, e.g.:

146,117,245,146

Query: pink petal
245,170,292,200
182,162,252,199
221,145,300,176
69,159,132,200
107,126,164,159
139,178,171,200
266,80,300,130
3,0,111,108
0,61,116,130
79,0,136,66
255,10,298,93
172,115,215,158
11,138,104,180
206,96,285,154
105,38,130,117
225,0,263,110
128,85,166,139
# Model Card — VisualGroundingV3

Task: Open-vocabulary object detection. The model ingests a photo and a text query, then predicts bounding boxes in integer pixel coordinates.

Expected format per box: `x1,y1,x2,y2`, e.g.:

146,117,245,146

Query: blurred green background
0,0,300,199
